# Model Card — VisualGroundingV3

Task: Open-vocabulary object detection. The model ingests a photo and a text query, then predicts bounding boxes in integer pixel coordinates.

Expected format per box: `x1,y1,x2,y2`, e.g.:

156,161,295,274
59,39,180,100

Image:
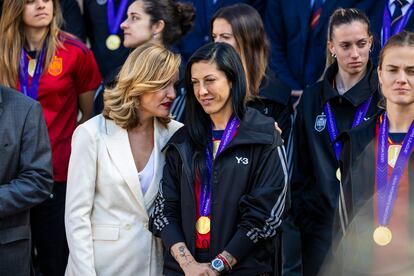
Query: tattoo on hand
183,259,194,268
176,245,193,266
178,246,187,258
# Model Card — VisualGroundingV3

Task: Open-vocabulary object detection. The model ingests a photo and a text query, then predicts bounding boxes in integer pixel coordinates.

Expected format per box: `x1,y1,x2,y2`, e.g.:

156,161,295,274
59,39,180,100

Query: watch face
211,258,225,271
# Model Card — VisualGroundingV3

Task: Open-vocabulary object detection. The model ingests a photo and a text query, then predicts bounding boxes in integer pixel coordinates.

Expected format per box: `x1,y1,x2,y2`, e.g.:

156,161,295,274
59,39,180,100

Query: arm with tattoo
170,242,217,275
171,242,195,268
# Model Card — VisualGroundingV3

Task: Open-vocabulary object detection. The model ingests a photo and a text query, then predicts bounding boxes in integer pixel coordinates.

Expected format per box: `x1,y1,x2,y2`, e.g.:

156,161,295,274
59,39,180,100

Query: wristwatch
210,257,226,274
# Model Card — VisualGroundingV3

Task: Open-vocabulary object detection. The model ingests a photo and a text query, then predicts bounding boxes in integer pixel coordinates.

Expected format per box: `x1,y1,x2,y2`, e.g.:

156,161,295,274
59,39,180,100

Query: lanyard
382,2,414,46
200,115,239,216
324,96,372,161
107,0,129,35
19,45,46,100
376,113,414,226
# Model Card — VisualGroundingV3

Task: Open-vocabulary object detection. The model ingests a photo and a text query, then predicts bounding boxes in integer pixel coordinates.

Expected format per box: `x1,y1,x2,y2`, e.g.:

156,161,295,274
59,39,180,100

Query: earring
332,52,337,59
152,33,158,39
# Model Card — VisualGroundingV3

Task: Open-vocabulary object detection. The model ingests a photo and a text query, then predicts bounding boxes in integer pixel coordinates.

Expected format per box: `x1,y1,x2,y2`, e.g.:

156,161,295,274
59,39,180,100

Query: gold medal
388,145,401,168
28,59,37,77
196,216,211,234
106,34,121,50
336,168,341,181
373,226,392,246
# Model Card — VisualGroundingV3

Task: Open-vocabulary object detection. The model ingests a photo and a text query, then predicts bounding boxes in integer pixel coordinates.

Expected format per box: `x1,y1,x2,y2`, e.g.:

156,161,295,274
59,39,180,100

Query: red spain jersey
16,32,102,181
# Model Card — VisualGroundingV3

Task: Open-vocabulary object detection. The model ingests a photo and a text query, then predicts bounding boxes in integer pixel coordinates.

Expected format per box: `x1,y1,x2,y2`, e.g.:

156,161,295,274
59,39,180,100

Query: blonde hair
103,43,181,129
0,0,63,88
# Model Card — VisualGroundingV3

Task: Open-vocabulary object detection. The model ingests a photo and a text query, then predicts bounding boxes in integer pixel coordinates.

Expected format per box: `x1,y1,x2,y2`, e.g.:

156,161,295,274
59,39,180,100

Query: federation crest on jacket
315,112,326,132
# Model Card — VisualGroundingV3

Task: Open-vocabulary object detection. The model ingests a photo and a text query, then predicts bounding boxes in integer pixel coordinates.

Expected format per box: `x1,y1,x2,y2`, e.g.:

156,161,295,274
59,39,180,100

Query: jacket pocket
0,225,30,245
92,224,120,241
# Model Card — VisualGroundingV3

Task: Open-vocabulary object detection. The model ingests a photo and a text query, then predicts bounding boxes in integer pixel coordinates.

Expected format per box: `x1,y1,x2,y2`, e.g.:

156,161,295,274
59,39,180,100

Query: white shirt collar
389,0,414,15
389,0,414,8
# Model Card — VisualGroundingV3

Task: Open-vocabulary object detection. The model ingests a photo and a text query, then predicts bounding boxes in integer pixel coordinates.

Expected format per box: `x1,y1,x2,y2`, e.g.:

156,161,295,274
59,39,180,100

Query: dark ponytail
141,0,195,46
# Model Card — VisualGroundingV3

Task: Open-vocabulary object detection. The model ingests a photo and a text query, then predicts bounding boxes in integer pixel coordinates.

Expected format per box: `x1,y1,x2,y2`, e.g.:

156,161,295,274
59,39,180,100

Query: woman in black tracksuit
210,6,293,275
291,9,382,276
326,31,414,276
150,43,288,275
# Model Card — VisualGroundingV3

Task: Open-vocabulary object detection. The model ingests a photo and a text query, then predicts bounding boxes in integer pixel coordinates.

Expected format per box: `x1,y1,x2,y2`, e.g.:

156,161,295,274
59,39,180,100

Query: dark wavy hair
140,0,195,46
185,43,246,176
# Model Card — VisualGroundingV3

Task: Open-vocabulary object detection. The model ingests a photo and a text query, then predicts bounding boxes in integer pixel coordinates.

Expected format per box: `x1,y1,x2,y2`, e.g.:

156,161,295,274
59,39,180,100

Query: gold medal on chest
106,34,121,50
336,168,341,181
388,145,402,168
196,216,211,234
373,226,392,246
28,59,37,77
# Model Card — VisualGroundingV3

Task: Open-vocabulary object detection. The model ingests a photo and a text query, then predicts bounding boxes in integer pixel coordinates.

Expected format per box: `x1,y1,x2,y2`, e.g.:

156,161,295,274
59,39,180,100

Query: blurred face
191,61,232,118
378,46,414,108
138,73,178,119
212,18,238,51
23,0,54,29
121,0,154,48
328,21,372,77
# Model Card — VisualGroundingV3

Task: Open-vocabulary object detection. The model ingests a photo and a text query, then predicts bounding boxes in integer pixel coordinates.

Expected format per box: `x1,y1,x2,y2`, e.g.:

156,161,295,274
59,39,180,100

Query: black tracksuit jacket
150,108,288,275
291,61,382,230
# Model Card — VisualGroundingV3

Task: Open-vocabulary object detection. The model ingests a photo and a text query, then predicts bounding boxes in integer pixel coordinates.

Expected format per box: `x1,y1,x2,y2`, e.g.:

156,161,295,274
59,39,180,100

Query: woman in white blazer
65,43,183,276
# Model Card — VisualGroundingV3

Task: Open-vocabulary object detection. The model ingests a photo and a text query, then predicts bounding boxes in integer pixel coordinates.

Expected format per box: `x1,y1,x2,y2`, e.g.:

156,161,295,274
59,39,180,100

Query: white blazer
65,115,182,276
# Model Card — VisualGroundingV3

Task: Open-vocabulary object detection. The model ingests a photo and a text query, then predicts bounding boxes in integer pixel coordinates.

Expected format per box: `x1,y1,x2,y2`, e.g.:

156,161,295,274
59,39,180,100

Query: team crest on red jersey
48,56,63,76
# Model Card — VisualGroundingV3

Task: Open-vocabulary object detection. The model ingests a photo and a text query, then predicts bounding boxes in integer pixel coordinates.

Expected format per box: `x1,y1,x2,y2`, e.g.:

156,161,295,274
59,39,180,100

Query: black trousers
281,215,303,276
31,182,68,276
301,223,332,276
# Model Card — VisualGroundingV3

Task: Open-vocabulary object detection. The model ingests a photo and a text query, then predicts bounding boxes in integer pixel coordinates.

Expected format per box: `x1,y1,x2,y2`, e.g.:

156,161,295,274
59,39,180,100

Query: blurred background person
0,85,53,276
0,0,102,275
150,42,288,275
175,0,266,64
355,0,414,65
93,0,196,122
291,8,382,276
211,3,292,146
83,0,134,78
65,43,182,276
264,0,362,110
326,30,414,276
60,0,85,40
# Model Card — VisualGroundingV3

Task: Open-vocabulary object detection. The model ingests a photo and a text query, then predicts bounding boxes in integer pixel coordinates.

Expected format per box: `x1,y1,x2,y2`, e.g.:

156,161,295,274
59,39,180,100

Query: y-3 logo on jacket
235,156,249,164
314,112,327,132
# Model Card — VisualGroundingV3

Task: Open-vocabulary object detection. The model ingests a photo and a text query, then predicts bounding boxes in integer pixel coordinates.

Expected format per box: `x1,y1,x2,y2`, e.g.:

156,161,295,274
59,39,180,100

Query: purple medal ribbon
200,115,239,216
324,96,372,161
107,0,129,35
376,112,414,226
19,45,46,100
382,2,414,47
